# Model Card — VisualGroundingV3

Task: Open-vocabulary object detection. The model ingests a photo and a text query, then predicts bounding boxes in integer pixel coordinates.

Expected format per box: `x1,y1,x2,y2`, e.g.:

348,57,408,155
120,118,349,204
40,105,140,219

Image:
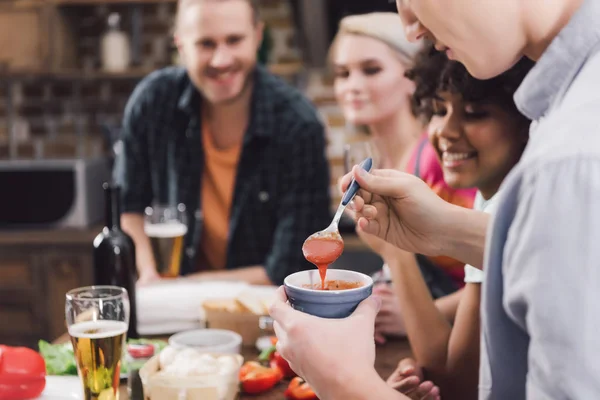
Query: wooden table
236,339,411,400
54,334,410,399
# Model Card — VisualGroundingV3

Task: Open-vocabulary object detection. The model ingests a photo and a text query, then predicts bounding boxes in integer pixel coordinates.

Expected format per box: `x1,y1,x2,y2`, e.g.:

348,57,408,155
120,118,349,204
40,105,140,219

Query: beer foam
68,320,128,339
144,222,188,238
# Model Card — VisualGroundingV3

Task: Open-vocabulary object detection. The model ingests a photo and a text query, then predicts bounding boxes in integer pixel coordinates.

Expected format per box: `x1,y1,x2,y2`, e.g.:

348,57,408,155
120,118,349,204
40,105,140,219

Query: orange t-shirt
199,123,242,270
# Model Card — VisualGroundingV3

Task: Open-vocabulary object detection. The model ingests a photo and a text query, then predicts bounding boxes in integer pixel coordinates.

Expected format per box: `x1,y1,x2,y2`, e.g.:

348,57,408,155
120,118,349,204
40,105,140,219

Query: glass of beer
65,286,130,400
144,203,188,277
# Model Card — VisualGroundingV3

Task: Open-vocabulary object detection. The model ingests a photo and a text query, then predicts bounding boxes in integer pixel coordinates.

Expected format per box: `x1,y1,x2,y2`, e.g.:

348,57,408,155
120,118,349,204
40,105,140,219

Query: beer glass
144,203,188,277
65,286,130,400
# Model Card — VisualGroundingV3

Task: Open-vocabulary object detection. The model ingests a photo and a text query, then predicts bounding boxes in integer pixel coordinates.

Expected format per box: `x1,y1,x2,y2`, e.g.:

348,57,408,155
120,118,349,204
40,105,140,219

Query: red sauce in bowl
302,280,363,291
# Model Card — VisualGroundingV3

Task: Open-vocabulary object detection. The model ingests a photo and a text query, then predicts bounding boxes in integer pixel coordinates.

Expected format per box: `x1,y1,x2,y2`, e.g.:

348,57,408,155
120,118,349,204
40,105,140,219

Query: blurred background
0,0,398,348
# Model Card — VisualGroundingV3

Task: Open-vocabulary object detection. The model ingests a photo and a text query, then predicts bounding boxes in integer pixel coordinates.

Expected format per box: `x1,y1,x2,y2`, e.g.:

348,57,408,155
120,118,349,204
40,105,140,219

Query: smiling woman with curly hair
406,44,533,198
383,44,534,399
329,14,478,360
407,44,533,123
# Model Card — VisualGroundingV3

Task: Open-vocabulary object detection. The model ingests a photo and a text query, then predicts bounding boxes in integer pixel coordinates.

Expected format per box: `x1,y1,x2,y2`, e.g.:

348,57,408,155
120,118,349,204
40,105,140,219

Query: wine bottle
93,182,139,339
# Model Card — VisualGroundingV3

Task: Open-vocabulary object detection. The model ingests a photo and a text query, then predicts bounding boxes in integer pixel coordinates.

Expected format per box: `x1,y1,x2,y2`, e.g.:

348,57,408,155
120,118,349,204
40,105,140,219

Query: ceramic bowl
284,269,373,318
168,329,242,354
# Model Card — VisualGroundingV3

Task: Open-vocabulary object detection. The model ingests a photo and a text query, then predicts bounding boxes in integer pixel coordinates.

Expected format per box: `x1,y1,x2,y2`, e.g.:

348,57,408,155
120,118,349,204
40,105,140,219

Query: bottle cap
107,12,121,29
102,181,120,191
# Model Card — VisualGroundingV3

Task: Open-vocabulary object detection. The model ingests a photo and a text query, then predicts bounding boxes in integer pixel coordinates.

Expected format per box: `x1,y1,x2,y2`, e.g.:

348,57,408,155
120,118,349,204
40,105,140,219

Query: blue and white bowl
284,269,373,319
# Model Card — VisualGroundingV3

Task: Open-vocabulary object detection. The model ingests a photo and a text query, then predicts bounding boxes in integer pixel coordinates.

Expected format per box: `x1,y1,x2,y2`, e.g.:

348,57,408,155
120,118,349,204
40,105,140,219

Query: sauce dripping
302,236,344,289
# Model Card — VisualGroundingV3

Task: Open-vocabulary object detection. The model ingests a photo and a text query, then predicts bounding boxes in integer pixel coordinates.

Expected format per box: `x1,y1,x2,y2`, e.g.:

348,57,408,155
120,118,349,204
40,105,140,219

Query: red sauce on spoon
302,237,344,289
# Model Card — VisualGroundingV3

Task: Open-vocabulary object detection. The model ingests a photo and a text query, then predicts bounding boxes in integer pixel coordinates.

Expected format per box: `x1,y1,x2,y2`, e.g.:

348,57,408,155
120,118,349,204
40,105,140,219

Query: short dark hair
176,0,260,27
406,43,534,123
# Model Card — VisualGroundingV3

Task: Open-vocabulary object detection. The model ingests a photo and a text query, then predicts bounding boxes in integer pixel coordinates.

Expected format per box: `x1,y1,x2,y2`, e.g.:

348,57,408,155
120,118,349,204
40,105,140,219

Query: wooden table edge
52,333,411,399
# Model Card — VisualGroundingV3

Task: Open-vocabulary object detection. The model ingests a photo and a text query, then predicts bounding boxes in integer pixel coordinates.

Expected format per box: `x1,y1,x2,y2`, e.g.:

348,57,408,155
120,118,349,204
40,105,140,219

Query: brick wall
0,0,359,213
0,0,302,159
61,0,302,70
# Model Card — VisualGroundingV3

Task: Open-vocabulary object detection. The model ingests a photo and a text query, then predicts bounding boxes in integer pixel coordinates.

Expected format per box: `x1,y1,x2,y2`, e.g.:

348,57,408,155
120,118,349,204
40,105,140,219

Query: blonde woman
329,12,476,343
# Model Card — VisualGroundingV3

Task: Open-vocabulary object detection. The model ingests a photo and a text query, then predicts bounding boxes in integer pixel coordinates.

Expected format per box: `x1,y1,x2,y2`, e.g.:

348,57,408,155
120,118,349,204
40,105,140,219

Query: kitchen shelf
51,0,175,4
268,61,303,77
0,1,46,8
1,62,304,80
1,67,157,80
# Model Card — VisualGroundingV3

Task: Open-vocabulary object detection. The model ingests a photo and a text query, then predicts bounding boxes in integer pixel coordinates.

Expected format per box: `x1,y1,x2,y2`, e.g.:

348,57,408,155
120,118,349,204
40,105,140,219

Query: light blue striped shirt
480,0,600,398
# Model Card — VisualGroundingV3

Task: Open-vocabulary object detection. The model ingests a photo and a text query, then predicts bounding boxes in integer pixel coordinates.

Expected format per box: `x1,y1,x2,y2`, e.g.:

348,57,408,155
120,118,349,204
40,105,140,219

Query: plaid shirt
114,65,331,285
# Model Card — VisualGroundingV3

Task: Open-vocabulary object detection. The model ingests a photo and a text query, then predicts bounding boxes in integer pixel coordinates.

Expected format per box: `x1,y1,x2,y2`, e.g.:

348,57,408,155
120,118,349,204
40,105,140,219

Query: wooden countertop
1,63,303,80
0,225,371,251
343,233,371,251
0,225,102,245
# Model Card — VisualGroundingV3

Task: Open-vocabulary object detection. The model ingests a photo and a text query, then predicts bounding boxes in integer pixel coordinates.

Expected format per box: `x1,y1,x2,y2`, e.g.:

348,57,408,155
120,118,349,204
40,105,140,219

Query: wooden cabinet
0,228,97,349
0,251,38,293
0,1,76,71
0,251,43,347
45,250,94,341
0,2,44,70
51,0,175,3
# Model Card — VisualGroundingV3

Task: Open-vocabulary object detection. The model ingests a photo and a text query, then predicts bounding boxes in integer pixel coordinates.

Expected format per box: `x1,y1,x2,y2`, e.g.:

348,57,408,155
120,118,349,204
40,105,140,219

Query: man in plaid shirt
114,0,331,285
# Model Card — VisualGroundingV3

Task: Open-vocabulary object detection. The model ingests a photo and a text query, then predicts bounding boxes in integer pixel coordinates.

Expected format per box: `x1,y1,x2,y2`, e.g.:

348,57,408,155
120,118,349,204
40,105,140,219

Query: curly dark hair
405,43,534,123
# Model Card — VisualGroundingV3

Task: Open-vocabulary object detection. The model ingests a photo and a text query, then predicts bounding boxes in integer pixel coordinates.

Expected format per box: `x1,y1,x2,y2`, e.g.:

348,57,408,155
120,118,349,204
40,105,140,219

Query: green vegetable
38,339,168,376
258,345,276,362
38,340,77,375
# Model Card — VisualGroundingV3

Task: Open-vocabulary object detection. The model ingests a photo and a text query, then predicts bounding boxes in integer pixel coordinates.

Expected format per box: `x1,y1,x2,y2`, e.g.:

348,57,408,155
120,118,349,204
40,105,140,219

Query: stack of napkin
135,280,250,335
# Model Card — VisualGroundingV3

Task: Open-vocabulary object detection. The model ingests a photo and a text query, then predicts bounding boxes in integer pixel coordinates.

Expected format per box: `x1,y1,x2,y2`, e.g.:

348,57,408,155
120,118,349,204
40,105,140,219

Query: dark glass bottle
93,182,139,339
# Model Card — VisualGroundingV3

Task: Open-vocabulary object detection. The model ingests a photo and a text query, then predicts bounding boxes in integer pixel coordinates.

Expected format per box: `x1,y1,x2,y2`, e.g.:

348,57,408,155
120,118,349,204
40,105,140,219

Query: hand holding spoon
302,157,373,288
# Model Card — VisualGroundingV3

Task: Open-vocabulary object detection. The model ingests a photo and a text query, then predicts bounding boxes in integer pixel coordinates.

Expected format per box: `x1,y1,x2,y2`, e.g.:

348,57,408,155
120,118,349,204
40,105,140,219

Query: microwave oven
0,157,110,229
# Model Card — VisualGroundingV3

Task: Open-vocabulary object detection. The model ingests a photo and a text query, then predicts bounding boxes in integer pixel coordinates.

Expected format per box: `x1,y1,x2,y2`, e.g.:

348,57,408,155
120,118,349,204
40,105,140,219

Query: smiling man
114,0,330,286
270,0,600,399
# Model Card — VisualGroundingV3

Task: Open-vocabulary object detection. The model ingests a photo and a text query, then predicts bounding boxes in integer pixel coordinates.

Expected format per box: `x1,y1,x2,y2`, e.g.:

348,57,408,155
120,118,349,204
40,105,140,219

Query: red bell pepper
258,344,296,378
0,345,46,400
270,351,295,378
285,377,318,400
239,361,283,394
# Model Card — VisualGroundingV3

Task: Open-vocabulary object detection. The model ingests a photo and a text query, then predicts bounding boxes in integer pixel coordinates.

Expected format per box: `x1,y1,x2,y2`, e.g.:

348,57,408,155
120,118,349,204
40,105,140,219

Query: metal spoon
302,157,374,252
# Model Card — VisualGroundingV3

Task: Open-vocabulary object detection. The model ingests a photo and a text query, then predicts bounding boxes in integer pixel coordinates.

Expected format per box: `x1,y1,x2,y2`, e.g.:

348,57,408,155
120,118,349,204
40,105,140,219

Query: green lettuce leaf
38,338,168,376
38,340,78,375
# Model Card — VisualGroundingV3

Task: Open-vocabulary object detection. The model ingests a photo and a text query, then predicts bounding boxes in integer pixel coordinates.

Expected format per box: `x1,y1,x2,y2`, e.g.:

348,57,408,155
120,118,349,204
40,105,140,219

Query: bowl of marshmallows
139,344,244,400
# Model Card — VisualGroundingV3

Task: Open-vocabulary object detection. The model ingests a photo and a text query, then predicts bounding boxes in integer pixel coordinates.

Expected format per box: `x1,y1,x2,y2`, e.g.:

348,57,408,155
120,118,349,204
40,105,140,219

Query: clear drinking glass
65,286,130,400
343,140,379,173
143,203,188,277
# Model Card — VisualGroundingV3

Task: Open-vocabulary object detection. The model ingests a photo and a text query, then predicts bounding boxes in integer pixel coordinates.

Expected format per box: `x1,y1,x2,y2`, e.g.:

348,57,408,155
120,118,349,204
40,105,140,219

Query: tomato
285,377,318,400
0,345,46,400
239,361,283,394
